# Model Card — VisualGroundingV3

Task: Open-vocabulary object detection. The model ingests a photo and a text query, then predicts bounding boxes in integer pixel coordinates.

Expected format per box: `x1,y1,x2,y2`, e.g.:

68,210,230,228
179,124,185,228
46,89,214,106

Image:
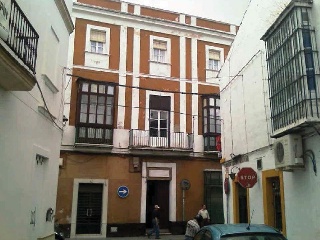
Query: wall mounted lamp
46,208,54,222
62,115,68,126
229,166,241,181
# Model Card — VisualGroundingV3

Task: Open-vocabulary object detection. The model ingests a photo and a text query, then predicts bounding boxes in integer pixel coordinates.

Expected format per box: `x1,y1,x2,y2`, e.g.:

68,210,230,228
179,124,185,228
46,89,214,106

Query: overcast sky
124,0,250,25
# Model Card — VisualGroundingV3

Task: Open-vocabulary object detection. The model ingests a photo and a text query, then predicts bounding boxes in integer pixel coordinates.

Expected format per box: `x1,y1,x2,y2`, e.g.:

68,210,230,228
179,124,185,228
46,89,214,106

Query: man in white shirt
184,215,203,240
198,204,210,227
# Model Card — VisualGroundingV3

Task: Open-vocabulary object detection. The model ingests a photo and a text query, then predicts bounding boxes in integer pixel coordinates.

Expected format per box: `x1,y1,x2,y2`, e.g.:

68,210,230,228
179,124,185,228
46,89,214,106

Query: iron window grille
202,95,221,151
75,79,115,144
262,3,320,133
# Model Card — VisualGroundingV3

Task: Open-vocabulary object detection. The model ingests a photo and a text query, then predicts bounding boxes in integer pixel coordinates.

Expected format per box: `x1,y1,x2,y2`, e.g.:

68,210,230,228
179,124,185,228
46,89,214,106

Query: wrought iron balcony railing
6,0,39,73
75,126,113,145
129,129,193,150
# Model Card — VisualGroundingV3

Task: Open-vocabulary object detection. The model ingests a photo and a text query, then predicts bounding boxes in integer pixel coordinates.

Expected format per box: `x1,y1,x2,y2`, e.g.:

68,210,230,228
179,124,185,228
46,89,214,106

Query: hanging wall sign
237,167,257,188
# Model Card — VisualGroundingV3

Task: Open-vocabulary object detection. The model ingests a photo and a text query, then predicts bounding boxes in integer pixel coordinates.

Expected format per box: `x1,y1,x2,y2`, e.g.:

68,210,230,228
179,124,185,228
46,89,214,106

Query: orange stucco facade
57,1,236,238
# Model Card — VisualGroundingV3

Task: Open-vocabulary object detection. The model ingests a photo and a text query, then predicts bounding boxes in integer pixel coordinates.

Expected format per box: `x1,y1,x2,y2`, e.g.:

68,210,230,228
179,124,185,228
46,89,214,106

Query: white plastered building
0,0,73,239
218,0,320,239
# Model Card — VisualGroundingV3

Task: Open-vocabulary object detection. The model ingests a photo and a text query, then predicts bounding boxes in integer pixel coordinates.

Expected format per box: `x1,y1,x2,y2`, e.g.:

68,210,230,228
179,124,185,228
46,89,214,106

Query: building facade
219,0,320,239
56,0,236,238
0,0,73,240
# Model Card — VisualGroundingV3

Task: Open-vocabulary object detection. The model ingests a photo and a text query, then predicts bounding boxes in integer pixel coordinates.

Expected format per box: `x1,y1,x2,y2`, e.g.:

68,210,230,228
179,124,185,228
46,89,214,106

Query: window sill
85,51,110,56
38,106,56,121
74,143,113,148
149,60,171,66
206,69,219,72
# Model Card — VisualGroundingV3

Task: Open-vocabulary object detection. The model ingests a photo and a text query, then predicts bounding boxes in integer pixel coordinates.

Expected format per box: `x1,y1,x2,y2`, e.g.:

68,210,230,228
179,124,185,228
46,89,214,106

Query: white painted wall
219,0,320,239
0,0,73,239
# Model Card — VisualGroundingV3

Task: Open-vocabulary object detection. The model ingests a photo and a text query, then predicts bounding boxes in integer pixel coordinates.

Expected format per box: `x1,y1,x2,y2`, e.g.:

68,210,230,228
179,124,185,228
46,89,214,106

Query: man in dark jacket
147,205,161,239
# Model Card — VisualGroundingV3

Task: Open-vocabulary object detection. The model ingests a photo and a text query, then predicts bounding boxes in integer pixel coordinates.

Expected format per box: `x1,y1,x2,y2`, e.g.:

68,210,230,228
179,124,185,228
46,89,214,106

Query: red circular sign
237,167,257,188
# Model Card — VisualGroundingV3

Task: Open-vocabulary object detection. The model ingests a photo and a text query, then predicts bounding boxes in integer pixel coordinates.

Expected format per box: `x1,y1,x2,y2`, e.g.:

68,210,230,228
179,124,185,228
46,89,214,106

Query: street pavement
67,234,185,240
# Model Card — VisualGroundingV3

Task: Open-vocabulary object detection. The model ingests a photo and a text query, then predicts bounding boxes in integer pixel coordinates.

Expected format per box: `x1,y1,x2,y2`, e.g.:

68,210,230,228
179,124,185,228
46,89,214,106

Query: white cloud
124,0,250,25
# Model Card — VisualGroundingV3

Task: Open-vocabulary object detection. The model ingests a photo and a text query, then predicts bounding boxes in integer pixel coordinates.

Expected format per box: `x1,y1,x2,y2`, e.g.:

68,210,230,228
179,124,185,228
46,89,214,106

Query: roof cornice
55,0,75,34
73,2,235,43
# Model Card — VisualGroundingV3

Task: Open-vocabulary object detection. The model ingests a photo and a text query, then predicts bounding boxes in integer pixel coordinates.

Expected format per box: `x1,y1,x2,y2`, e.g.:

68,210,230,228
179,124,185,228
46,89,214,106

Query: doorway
146,180,170,229
76,183,103,234
204,171,224,224
262,169,286,235
232,182,248,223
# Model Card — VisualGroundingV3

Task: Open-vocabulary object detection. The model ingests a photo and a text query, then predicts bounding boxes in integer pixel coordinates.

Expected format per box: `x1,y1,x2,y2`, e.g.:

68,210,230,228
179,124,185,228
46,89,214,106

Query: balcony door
149,95,171,148
149,110,169,147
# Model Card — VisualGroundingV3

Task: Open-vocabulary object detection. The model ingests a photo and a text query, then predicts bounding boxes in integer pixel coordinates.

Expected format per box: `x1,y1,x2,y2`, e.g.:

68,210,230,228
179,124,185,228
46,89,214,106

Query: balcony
0,0,39,91
129,129,193,150
75,126,113,145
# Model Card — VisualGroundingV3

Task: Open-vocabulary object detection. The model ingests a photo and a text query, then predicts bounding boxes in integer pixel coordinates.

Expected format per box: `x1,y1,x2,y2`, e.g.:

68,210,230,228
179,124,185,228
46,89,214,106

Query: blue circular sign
117,186,129,198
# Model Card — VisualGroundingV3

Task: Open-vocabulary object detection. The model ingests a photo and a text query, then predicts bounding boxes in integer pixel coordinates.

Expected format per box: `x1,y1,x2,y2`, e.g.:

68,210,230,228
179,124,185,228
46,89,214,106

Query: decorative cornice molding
55,0,74,34
73,2,235,42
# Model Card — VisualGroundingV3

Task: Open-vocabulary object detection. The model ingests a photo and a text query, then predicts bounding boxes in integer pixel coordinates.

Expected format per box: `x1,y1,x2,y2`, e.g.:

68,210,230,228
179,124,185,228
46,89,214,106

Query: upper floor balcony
129,129,193,151
0,0,39,91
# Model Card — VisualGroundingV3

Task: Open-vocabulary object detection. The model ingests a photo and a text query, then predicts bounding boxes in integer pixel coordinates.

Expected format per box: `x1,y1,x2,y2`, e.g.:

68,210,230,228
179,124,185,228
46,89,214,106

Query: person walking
184,214,203,240
147,205,161,239
198,204,210,227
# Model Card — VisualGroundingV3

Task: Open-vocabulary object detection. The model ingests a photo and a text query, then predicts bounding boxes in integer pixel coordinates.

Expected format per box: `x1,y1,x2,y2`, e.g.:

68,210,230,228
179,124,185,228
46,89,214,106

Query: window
202,95,221,151
36,154,48,165
90,29,106,54
149,110,168,137
152,40,167,63
262,4,320,133
208,50,220,71
149,95,170,137
85,25,110,68
76,80,115,144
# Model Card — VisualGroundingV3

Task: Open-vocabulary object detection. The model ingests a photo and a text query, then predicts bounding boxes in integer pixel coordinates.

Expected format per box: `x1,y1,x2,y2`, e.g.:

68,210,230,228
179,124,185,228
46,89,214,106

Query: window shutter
90,29,106,43
209,50,220,60
150,95,170,111
153,40,167,50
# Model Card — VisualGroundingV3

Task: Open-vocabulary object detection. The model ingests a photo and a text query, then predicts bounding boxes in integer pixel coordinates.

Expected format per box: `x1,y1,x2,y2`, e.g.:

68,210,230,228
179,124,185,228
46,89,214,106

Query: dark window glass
149,96,170,138
202,95,221,151
302,30,316,90
76,80,115,144
78,81,114,126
